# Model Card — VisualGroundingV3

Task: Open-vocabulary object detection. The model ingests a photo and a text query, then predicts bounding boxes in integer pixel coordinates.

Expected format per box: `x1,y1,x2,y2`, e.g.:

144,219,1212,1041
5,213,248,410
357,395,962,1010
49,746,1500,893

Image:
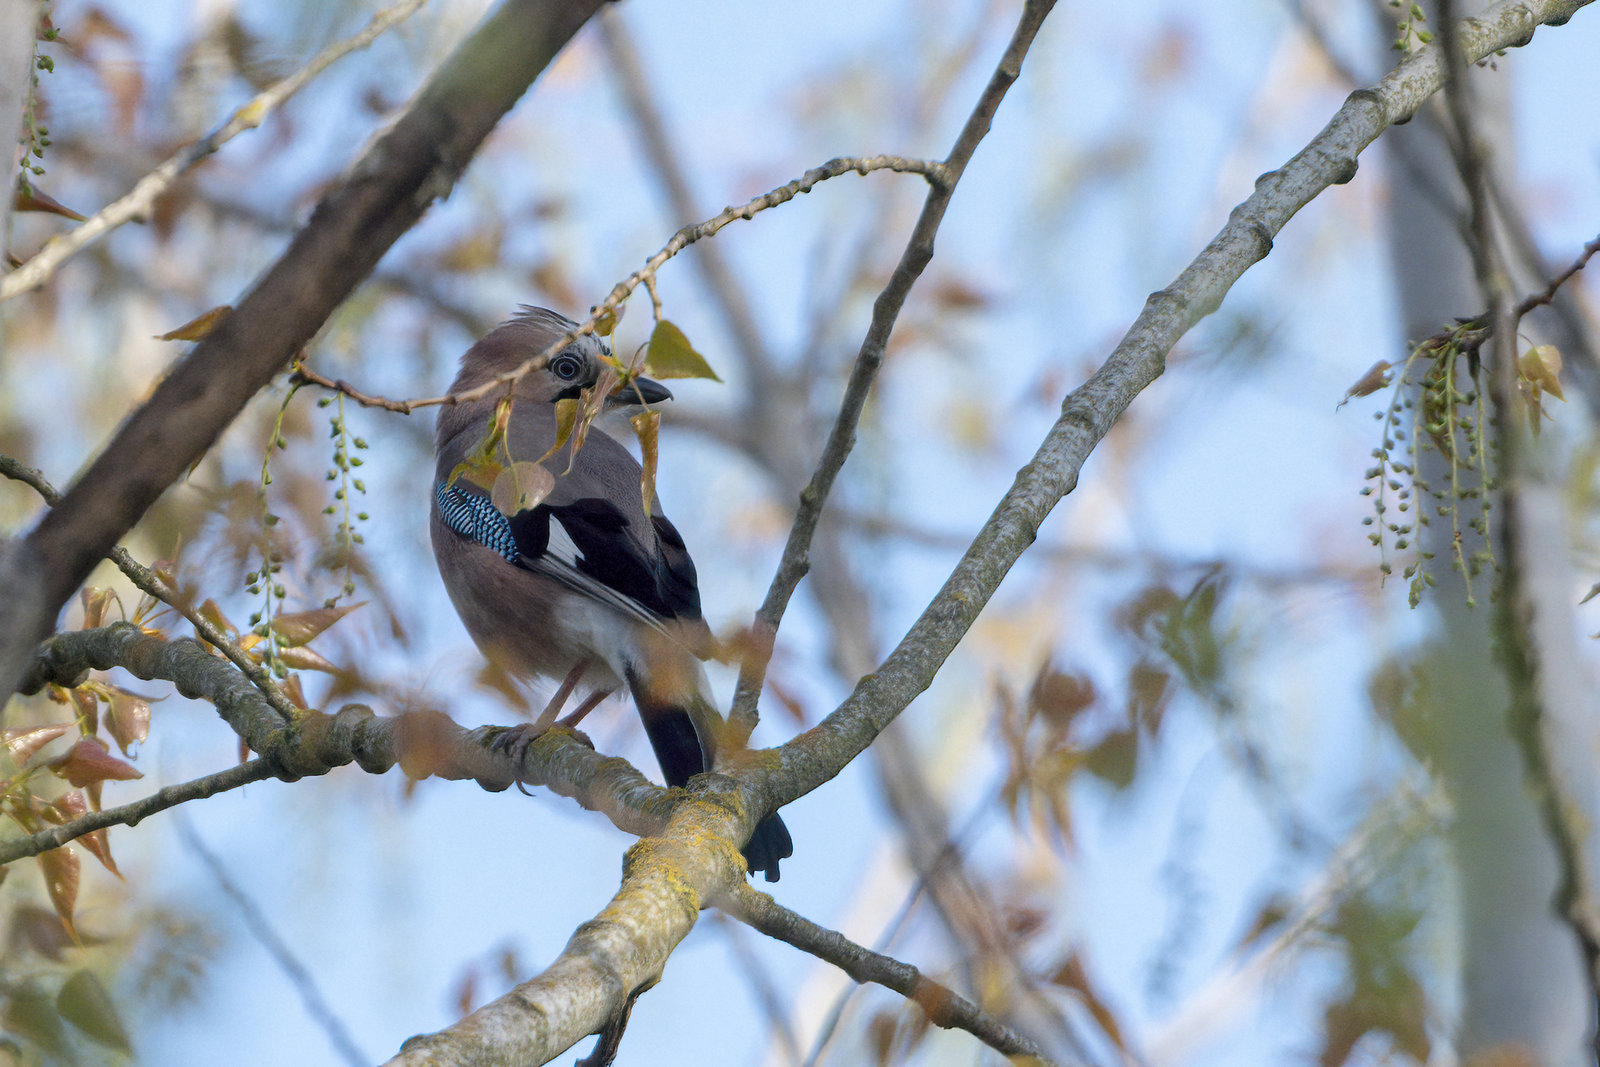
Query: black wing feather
504,498,702,621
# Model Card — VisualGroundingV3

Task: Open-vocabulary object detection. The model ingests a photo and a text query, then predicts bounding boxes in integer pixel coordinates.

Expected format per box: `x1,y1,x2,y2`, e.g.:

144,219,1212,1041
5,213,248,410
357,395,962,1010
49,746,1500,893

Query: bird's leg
558,687,613,729
492,661,597,793
532,660,589,731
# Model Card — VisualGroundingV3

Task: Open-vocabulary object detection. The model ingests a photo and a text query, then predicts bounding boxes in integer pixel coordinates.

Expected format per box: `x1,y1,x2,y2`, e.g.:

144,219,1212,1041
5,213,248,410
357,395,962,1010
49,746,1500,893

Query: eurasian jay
430,307,793,881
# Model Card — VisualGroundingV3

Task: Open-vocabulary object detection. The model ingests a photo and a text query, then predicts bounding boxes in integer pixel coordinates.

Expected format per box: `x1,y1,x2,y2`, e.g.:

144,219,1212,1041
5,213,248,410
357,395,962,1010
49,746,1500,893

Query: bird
429,306,793,881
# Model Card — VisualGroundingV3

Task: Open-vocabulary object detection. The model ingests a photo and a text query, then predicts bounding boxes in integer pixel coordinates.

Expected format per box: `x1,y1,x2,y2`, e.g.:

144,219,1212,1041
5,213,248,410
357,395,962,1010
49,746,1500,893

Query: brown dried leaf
105,687,151,754
39,846,80,937
269,602,363,647
154,305,233,341
50,737,143,787
12,185,87,221
79,587,115,629
3,723,74,765
275,645,339,674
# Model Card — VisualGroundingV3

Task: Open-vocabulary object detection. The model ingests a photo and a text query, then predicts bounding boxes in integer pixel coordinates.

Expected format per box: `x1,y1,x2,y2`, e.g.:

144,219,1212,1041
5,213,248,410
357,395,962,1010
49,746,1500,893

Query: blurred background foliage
2,0,1599,1063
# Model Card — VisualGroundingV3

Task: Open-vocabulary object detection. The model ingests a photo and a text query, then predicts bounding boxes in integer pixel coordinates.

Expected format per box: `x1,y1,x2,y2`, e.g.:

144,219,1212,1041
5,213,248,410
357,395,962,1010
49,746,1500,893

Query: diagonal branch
0,0,609,705
750,0,1594,812
725,0,1060,748
719,881,1064,1065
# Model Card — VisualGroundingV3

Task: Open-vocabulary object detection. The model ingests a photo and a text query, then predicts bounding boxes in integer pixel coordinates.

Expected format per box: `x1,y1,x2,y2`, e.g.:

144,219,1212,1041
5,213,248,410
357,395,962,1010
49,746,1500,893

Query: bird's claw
490,722,596,795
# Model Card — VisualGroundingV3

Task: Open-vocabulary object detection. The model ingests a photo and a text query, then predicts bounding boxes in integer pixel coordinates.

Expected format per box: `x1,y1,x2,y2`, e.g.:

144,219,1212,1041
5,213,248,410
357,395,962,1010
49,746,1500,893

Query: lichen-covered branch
720,882,1063,1065
756,0,1594,810
10,624,670,860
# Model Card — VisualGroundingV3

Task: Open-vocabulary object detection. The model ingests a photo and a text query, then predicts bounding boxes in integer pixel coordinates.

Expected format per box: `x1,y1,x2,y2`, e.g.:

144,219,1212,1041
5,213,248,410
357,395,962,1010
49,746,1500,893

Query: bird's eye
550,353,584,381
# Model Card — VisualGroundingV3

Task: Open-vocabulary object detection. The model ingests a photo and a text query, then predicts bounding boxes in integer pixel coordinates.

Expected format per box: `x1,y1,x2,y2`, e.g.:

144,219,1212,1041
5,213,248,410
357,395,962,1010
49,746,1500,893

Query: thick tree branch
0,0,608,704
9,624,671,863
720,882,1063,1065
752,0,1593,812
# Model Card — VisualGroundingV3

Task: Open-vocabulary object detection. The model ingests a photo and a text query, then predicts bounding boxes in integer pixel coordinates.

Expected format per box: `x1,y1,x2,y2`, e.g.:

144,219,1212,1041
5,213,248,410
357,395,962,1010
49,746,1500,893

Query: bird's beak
608,375,673,406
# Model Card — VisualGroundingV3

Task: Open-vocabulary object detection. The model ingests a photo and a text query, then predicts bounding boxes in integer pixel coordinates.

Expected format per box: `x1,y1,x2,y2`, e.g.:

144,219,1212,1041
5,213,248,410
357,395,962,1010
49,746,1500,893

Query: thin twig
0,759,274,866
720,882,1062,1066
290,154,946,415
0,452,300,723
176,814,369,1067
725,0,1059,749
0,0,427,302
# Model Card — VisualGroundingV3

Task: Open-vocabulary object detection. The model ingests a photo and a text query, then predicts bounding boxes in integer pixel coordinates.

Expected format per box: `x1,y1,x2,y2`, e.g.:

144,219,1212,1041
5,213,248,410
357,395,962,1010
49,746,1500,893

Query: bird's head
447,306,672,408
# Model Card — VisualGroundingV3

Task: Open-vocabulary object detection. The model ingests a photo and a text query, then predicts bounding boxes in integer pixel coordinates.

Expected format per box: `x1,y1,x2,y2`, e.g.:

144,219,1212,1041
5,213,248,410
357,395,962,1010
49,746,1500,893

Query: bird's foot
489,722,595,795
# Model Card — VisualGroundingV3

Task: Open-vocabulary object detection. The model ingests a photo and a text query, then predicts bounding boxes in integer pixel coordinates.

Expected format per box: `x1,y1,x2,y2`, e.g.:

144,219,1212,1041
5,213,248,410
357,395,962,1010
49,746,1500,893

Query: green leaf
57,970,133,1054
646,320,722,382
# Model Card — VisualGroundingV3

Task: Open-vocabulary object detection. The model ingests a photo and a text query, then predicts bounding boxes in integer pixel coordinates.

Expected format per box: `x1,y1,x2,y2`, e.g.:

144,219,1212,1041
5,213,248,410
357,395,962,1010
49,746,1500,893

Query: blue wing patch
435,481,519,564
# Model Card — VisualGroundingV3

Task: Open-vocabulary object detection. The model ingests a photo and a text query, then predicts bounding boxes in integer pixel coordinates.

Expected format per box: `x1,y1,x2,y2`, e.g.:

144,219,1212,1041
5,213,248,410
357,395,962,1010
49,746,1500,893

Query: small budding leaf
632,409,660,517
154,304,233,341
592,303,622,337
646,319,722,382
39,846,79,936
1519,343,1565,400
12,184,86,220
1339,360,1392,407
50,737,143,787
450,395,515,491
276,646,340,674
491,461,555,516
3,723,74,765
104,687,151,754
540,397,581,464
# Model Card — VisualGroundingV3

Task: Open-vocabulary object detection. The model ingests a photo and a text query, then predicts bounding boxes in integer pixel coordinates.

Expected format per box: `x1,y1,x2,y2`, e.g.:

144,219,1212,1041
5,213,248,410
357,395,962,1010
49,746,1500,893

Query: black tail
632,681,795,882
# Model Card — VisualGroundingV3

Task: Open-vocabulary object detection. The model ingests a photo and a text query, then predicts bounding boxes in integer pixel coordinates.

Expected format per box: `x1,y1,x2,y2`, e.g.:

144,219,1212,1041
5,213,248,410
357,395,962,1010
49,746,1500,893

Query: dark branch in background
0,452,301,723
757,0,1594,810
0,0,428,301
176,815,368,1067
0,0,610,702
719,883,1062,1066
725,0,1060,749
1437,0,1600,1042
